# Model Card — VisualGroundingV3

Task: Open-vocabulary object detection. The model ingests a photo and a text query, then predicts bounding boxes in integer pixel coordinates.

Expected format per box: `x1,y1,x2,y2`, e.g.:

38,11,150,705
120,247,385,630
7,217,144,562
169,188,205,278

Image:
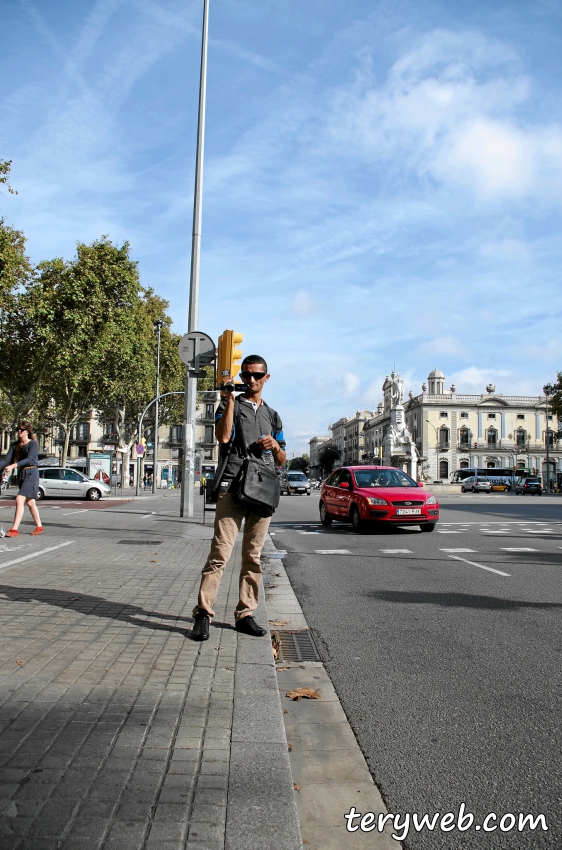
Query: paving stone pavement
0,500,301,850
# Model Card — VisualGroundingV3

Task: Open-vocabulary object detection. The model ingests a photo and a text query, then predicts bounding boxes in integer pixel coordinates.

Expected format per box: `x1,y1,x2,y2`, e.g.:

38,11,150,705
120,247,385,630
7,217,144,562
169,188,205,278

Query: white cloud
449,366,513,392
290,291,316,316
343,372,360,398
417,335,465,358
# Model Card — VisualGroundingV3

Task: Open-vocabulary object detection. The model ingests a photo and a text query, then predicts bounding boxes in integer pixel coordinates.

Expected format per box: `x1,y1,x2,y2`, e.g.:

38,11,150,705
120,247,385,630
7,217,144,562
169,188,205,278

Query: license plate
396,508,421,515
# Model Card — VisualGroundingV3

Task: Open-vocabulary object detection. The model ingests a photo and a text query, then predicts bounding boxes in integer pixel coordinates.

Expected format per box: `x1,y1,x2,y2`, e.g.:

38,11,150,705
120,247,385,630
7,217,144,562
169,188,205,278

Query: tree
547,373,562,439
289,455,309,473
318,445,341,474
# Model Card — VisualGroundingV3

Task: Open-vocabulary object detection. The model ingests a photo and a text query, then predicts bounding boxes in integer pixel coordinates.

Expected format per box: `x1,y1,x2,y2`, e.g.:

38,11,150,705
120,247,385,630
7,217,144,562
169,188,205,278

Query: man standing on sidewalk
191,355,286,641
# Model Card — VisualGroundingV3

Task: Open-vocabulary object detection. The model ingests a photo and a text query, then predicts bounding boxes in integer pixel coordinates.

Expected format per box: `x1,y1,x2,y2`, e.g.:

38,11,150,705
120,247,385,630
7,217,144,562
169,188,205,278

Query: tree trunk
61,428,71,468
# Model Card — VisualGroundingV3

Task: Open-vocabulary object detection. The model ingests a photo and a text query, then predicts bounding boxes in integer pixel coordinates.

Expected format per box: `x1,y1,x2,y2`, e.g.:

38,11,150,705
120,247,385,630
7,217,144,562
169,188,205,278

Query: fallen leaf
150,560,158,563
276,666,288,672
15,660,24,666
266,584,278,589
287,743,292,751
274,572,281,576
303,841,310,845
293,783,300,793
269,620,288,626
284,710,290,714
286,687,321,701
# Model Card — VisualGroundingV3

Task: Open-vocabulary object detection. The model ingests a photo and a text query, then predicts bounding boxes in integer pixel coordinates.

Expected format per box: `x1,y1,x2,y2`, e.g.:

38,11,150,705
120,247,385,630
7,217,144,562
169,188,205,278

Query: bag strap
212,397,241,494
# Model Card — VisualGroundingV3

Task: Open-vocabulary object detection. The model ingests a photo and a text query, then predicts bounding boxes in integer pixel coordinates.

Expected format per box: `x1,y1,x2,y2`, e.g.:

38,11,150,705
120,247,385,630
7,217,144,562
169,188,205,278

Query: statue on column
382,370,420,478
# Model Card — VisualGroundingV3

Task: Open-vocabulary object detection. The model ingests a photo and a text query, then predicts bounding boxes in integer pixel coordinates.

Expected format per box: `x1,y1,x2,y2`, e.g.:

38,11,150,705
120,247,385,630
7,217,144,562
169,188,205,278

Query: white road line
501,547,537,552
315,549,351,555
62,510,88,516
447,554,510,577
440,548,476,553
437,531,462,534
298,531,320,535
381,549,412,554
141,515,152,519
0,541,74,573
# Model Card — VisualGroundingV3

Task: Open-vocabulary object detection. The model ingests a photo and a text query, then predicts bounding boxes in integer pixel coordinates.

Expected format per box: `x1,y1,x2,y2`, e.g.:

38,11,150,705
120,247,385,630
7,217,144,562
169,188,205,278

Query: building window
204,450,213,460
204,426,214,444
439,427,449,447
205,403,214,418
487,462,497,468
547,414,553,421
516,430,526,447
78,446,87,457
439,411,448,418
439,460,449,479
460,412,468,418
459,428,470,446
517,414,525,420
460,460,469,469
487,429,497,446
487,413,496,419
74,423,89,441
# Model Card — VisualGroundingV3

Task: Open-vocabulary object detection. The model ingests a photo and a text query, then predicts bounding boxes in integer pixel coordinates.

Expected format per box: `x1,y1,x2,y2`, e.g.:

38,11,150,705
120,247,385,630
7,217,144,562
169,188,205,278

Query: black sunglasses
240,371,266,381
17,427,27,432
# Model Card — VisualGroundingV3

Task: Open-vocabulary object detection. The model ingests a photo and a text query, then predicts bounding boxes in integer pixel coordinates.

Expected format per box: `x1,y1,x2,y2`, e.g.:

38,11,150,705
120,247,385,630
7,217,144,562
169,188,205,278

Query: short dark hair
242,354,268,372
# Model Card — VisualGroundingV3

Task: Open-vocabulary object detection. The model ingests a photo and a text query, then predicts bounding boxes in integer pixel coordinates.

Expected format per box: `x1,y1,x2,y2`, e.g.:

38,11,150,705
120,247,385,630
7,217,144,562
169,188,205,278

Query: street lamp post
152,321,164,495
180,0,210,519
543,383,554,492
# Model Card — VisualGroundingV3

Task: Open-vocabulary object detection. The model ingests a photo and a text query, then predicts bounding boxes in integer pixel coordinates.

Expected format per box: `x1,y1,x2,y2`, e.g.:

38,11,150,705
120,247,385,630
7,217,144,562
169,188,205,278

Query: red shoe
6,529,18,537
31,526,44,536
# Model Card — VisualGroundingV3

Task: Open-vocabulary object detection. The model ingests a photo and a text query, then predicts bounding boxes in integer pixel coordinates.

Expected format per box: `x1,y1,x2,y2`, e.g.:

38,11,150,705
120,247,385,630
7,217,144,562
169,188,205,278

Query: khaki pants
193,492,271,621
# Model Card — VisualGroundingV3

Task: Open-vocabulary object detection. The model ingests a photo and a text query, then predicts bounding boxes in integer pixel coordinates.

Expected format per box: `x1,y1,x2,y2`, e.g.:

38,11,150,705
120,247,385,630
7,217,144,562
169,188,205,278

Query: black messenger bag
233,455,280,518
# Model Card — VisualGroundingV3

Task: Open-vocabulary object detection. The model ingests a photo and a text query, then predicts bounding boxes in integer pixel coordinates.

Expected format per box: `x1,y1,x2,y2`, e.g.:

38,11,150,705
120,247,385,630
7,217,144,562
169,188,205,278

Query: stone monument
382,371,420,478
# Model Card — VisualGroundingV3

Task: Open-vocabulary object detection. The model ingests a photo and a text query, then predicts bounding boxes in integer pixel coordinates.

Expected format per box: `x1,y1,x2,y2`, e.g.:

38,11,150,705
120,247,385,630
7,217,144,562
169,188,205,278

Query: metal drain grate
117,540,163,545
275,630,320,662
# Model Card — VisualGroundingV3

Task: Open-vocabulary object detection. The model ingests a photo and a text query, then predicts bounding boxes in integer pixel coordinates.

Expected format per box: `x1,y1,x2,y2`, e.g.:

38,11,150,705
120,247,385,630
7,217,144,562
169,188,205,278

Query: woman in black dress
0,421,43,537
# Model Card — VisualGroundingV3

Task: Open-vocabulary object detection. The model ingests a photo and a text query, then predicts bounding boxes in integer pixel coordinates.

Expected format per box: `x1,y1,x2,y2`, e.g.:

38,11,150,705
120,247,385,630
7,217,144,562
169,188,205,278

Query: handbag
233,455,281,518
231,404,281,517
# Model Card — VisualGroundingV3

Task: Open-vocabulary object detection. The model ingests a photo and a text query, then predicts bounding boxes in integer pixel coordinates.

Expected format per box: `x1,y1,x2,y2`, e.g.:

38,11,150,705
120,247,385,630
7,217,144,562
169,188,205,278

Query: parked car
515,478,543,496
37,468,111,501
319,466,439,533
281,471,311,496
460,476,492,493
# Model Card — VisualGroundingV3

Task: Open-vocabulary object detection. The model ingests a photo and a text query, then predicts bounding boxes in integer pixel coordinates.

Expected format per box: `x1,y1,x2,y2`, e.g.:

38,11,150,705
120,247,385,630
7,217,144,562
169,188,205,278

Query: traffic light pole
180,0,209,519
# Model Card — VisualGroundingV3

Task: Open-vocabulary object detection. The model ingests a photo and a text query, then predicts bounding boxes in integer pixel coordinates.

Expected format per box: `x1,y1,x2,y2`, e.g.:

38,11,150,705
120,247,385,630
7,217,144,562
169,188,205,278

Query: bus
451,468,532,486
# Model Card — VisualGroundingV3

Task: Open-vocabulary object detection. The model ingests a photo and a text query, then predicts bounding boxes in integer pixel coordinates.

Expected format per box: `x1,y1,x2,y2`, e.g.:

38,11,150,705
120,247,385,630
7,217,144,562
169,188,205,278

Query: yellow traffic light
217,330,243,386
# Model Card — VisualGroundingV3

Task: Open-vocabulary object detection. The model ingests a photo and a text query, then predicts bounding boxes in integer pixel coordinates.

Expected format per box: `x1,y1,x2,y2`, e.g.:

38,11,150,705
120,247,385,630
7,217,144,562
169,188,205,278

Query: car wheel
472,487,476,493
420,523,436,533
86,488,101,501
36,488,45,501
319,502,332,526
351,506,365,534
461,487,466,493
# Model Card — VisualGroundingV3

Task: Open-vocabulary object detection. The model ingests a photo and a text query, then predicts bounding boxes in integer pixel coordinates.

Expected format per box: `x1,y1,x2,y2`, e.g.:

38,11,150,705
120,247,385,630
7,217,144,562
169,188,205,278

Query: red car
320,466,439,533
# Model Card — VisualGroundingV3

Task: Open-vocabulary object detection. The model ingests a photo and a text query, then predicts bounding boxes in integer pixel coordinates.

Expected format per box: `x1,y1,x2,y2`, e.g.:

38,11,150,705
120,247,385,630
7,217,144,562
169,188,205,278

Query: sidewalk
0,501,300,850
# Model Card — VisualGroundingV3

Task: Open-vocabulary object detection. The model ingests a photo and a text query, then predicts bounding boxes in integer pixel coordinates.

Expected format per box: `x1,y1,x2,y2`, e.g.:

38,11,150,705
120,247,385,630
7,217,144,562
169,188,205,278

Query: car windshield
476,478,489,483
525,479,540,484
353,469,417,488
288,474,307,481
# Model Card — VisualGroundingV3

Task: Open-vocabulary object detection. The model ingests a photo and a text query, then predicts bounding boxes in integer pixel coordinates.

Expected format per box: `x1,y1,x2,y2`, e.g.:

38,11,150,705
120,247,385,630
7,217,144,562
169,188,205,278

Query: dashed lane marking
62,509,88,516
440,548,476,553
501,547,538,552
447,554,510,577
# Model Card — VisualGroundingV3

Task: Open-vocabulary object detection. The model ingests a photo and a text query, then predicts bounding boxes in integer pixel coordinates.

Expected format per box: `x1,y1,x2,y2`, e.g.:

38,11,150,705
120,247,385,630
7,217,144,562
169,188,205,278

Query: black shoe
235,616,267,637
192,613,210,641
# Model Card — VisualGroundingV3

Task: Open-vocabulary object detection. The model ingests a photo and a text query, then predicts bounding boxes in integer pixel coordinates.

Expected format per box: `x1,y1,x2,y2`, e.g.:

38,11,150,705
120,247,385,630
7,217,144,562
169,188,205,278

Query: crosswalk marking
440,548,476,553
315,549,351,555
381,549,412,554
447,554,510,577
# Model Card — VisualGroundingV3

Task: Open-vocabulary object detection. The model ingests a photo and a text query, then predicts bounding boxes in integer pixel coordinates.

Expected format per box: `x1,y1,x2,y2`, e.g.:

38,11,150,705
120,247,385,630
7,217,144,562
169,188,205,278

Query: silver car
460,476,492,493
37,468,111,501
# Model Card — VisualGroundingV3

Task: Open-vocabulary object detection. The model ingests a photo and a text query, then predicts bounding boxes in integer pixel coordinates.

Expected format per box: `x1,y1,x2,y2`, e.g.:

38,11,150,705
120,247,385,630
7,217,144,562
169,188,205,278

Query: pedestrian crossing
277,522,561,538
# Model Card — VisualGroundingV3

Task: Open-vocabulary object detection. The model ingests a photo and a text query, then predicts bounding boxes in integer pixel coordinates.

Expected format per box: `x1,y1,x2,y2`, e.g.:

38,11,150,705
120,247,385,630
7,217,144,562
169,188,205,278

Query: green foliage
548,373,562,437
289,456,309,472
318,445,341,473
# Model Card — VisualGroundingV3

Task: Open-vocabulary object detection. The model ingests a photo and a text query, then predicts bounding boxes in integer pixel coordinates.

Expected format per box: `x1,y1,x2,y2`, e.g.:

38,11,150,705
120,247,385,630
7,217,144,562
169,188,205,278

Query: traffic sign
178,331,215,377
136,444,145,456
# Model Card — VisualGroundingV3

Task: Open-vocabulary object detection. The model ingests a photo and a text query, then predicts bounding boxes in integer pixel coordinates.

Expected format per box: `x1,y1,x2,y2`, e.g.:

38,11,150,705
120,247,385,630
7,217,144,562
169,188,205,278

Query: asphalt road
271,492,562,850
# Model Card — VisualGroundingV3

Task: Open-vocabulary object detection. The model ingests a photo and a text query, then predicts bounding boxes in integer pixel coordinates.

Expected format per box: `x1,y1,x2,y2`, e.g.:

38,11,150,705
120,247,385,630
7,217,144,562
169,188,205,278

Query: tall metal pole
543,384,553,492
152,321,163,495
180,0,209,518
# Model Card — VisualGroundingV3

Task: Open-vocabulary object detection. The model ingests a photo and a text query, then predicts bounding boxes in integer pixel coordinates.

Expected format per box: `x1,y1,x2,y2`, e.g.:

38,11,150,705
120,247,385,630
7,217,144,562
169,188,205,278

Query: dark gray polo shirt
215,396,285,481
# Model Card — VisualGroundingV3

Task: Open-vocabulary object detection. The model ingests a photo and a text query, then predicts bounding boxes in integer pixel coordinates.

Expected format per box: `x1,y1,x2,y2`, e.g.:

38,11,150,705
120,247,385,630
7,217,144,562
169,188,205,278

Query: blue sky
2,0,562,455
